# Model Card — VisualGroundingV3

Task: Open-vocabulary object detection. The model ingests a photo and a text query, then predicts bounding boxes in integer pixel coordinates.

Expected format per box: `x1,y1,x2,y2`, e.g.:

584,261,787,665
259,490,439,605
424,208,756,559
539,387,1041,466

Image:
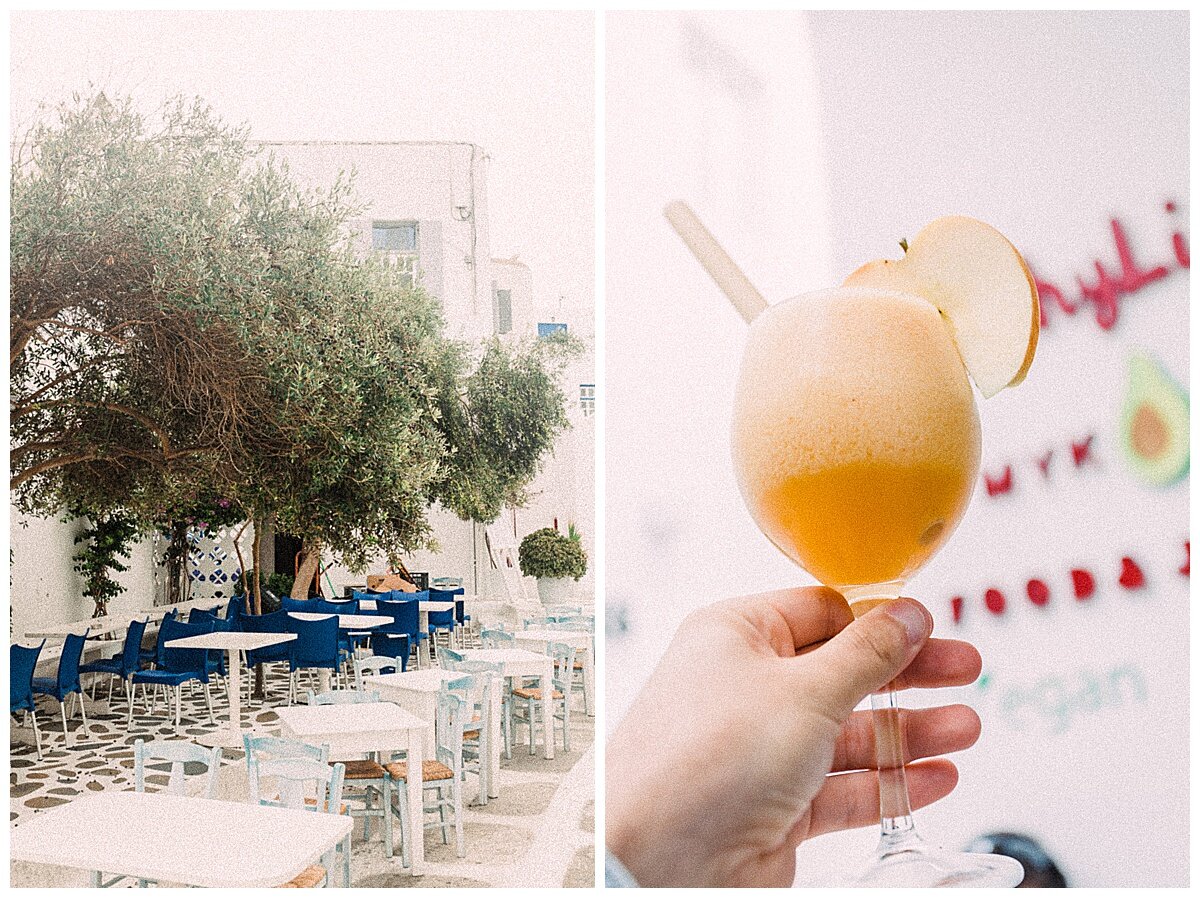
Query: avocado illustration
1120,352,1189,486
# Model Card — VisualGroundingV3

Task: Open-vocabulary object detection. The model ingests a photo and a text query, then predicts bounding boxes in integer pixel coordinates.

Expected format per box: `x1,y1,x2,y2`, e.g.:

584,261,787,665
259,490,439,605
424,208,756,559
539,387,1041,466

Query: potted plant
519,525,588,603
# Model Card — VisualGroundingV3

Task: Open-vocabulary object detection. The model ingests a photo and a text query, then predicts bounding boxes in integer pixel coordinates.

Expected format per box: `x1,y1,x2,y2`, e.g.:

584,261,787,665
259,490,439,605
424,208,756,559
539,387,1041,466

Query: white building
9,141,594,638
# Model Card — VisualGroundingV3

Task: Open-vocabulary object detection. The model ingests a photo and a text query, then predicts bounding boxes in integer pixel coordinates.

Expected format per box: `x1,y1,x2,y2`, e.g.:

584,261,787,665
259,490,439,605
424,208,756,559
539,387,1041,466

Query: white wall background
605,10,1188,888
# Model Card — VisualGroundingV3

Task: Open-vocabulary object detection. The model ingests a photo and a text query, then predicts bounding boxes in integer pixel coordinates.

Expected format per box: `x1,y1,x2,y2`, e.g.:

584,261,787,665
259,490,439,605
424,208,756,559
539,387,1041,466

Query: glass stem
870,684,921,853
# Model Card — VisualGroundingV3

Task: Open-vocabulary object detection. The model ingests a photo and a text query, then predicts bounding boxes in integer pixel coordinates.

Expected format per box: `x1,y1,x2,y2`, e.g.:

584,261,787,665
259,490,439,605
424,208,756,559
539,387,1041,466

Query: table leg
541,660,555,760
407,729,425,876
584,647,595,717
194,648,246,748
487,682,501,799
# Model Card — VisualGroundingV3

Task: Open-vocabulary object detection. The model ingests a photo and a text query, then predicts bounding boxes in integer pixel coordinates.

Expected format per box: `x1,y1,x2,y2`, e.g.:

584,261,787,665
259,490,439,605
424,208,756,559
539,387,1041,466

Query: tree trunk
292,540,322,600
250,519,264,615
165,520,189,604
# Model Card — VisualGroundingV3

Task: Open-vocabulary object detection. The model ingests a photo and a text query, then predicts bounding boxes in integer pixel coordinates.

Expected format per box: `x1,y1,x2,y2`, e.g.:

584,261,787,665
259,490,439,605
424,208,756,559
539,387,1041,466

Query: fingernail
884,600,930,644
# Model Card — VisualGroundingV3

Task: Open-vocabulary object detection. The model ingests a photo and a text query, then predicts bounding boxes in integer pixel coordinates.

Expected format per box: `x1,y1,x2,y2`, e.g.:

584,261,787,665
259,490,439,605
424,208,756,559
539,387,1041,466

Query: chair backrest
442,660,499,721
376,598,419,636
550,615,595,632
370,633,410,669
544,604,583,616
240,609,291,634
434,690,469,776
225,595,248,626
522,617,551,630
306,688,380,705
354,655,404,690
322,597,359,614
351,590,374,604
188,607,218,625
481,629,515,649
120,618,150,675
428,606,455,627
280,596,313,614
10,642,44,711
157,618,210,676
57,630,90,694
134,739,223,798
243,734,330,805
254,757,345,814
439,647,464,665
287,614,339,667
548,641,577,692
428,588,465,624
400,589,429,603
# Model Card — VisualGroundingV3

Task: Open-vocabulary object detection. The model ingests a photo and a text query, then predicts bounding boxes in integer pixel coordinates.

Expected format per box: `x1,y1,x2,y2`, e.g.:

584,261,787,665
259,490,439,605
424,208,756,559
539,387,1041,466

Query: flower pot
536,576,573,604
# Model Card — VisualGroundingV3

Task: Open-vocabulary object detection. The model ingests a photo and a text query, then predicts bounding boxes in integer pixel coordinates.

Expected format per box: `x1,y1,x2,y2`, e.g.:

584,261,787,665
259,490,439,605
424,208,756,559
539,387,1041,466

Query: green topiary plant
518,527,588,581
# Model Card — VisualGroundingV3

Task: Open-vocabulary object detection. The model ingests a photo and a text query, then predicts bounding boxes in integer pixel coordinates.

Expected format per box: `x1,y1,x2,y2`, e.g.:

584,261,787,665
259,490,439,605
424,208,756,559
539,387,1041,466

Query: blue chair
240,610,294,704
286,614,341,703
225,594,248,630
377,599,426,668
188,610,230,679
80,617,148,703
128,618,214,730
427,606,457,654
370,633,410,671
430,587,469,638
139,608,180,666
281,596,314,614
11,641,45,759
33,630,90,742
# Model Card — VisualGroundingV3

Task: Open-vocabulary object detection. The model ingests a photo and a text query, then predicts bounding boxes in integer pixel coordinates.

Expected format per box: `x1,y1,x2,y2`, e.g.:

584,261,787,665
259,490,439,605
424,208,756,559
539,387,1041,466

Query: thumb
800,598,932,720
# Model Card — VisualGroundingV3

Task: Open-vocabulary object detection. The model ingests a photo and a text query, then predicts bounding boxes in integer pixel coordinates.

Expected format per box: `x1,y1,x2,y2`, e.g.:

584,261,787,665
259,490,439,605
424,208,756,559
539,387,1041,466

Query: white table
514,628,595,717
165,631,296,748
276,703,429,876
25,597,226,641
9,791,352,888
287,611,390,631
370,669,501,801
461,648,556,760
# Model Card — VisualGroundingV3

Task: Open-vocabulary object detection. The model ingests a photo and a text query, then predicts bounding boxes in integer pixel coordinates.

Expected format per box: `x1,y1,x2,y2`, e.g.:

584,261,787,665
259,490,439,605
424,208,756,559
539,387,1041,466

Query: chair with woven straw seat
510,641,575,754
253,756,348,888
387,690,469,865
85,739,227,889
305,688,394,859
440,662,499,803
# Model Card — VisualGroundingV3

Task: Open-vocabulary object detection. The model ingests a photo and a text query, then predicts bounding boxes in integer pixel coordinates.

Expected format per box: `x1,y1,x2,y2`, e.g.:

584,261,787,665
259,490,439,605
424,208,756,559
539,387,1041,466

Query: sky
9,10,595,314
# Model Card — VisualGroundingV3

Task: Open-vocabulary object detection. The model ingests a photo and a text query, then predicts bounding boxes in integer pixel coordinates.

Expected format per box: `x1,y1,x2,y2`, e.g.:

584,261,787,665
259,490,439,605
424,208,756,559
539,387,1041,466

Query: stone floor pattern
10,656,595,888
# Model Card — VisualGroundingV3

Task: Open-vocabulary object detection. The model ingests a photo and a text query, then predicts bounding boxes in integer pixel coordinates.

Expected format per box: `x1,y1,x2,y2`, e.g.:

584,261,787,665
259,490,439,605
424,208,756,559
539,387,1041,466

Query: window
372,221,419,288
579,384,595,417
538,322,568,339
494,289,513,334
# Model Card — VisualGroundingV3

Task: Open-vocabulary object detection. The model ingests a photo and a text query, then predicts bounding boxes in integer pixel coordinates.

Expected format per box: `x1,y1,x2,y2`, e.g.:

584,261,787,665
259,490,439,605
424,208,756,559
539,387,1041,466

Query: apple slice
844,216,1039,398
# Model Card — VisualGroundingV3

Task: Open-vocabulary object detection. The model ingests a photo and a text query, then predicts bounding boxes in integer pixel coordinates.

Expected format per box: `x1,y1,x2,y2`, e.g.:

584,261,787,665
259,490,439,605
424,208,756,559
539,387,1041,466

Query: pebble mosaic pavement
10,651,595,888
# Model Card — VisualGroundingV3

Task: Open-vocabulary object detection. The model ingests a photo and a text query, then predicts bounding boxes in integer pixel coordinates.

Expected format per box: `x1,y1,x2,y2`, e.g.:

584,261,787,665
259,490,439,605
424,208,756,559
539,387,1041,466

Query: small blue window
538,322,568,338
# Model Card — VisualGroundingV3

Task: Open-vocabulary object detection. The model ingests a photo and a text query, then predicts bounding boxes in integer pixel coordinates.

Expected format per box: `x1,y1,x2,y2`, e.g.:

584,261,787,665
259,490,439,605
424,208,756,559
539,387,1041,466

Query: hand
605,586,982,888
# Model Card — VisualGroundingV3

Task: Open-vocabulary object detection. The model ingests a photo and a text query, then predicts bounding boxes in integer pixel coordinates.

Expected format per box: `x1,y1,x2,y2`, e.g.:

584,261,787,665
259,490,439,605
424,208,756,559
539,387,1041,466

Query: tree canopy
11,91,576,589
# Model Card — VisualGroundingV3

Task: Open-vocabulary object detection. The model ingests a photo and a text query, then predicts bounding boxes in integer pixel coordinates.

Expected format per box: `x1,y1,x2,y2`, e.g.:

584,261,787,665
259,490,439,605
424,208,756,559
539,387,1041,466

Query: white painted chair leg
78,691,89,738
60,700,70,741
31,710,43,760
203,682,215,725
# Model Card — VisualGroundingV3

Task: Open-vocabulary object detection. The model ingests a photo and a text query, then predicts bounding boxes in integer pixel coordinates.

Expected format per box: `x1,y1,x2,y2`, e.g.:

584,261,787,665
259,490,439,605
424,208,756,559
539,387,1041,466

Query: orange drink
732,287,981,609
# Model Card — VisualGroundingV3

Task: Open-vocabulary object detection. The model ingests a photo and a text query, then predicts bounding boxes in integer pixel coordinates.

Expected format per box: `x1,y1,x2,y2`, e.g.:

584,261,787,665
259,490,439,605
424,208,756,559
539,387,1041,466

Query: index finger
887,637,982,691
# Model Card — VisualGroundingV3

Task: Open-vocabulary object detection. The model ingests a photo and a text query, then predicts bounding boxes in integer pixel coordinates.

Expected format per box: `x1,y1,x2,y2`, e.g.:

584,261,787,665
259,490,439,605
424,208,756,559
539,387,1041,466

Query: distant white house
8,141,593,639
262,141,595,600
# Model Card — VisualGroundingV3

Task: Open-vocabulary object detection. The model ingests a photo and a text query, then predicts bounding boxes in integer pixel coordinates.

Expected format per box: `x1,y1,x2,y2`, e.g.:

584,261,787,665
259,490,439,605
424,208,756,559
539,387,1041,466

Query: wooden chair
511,642,574,754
